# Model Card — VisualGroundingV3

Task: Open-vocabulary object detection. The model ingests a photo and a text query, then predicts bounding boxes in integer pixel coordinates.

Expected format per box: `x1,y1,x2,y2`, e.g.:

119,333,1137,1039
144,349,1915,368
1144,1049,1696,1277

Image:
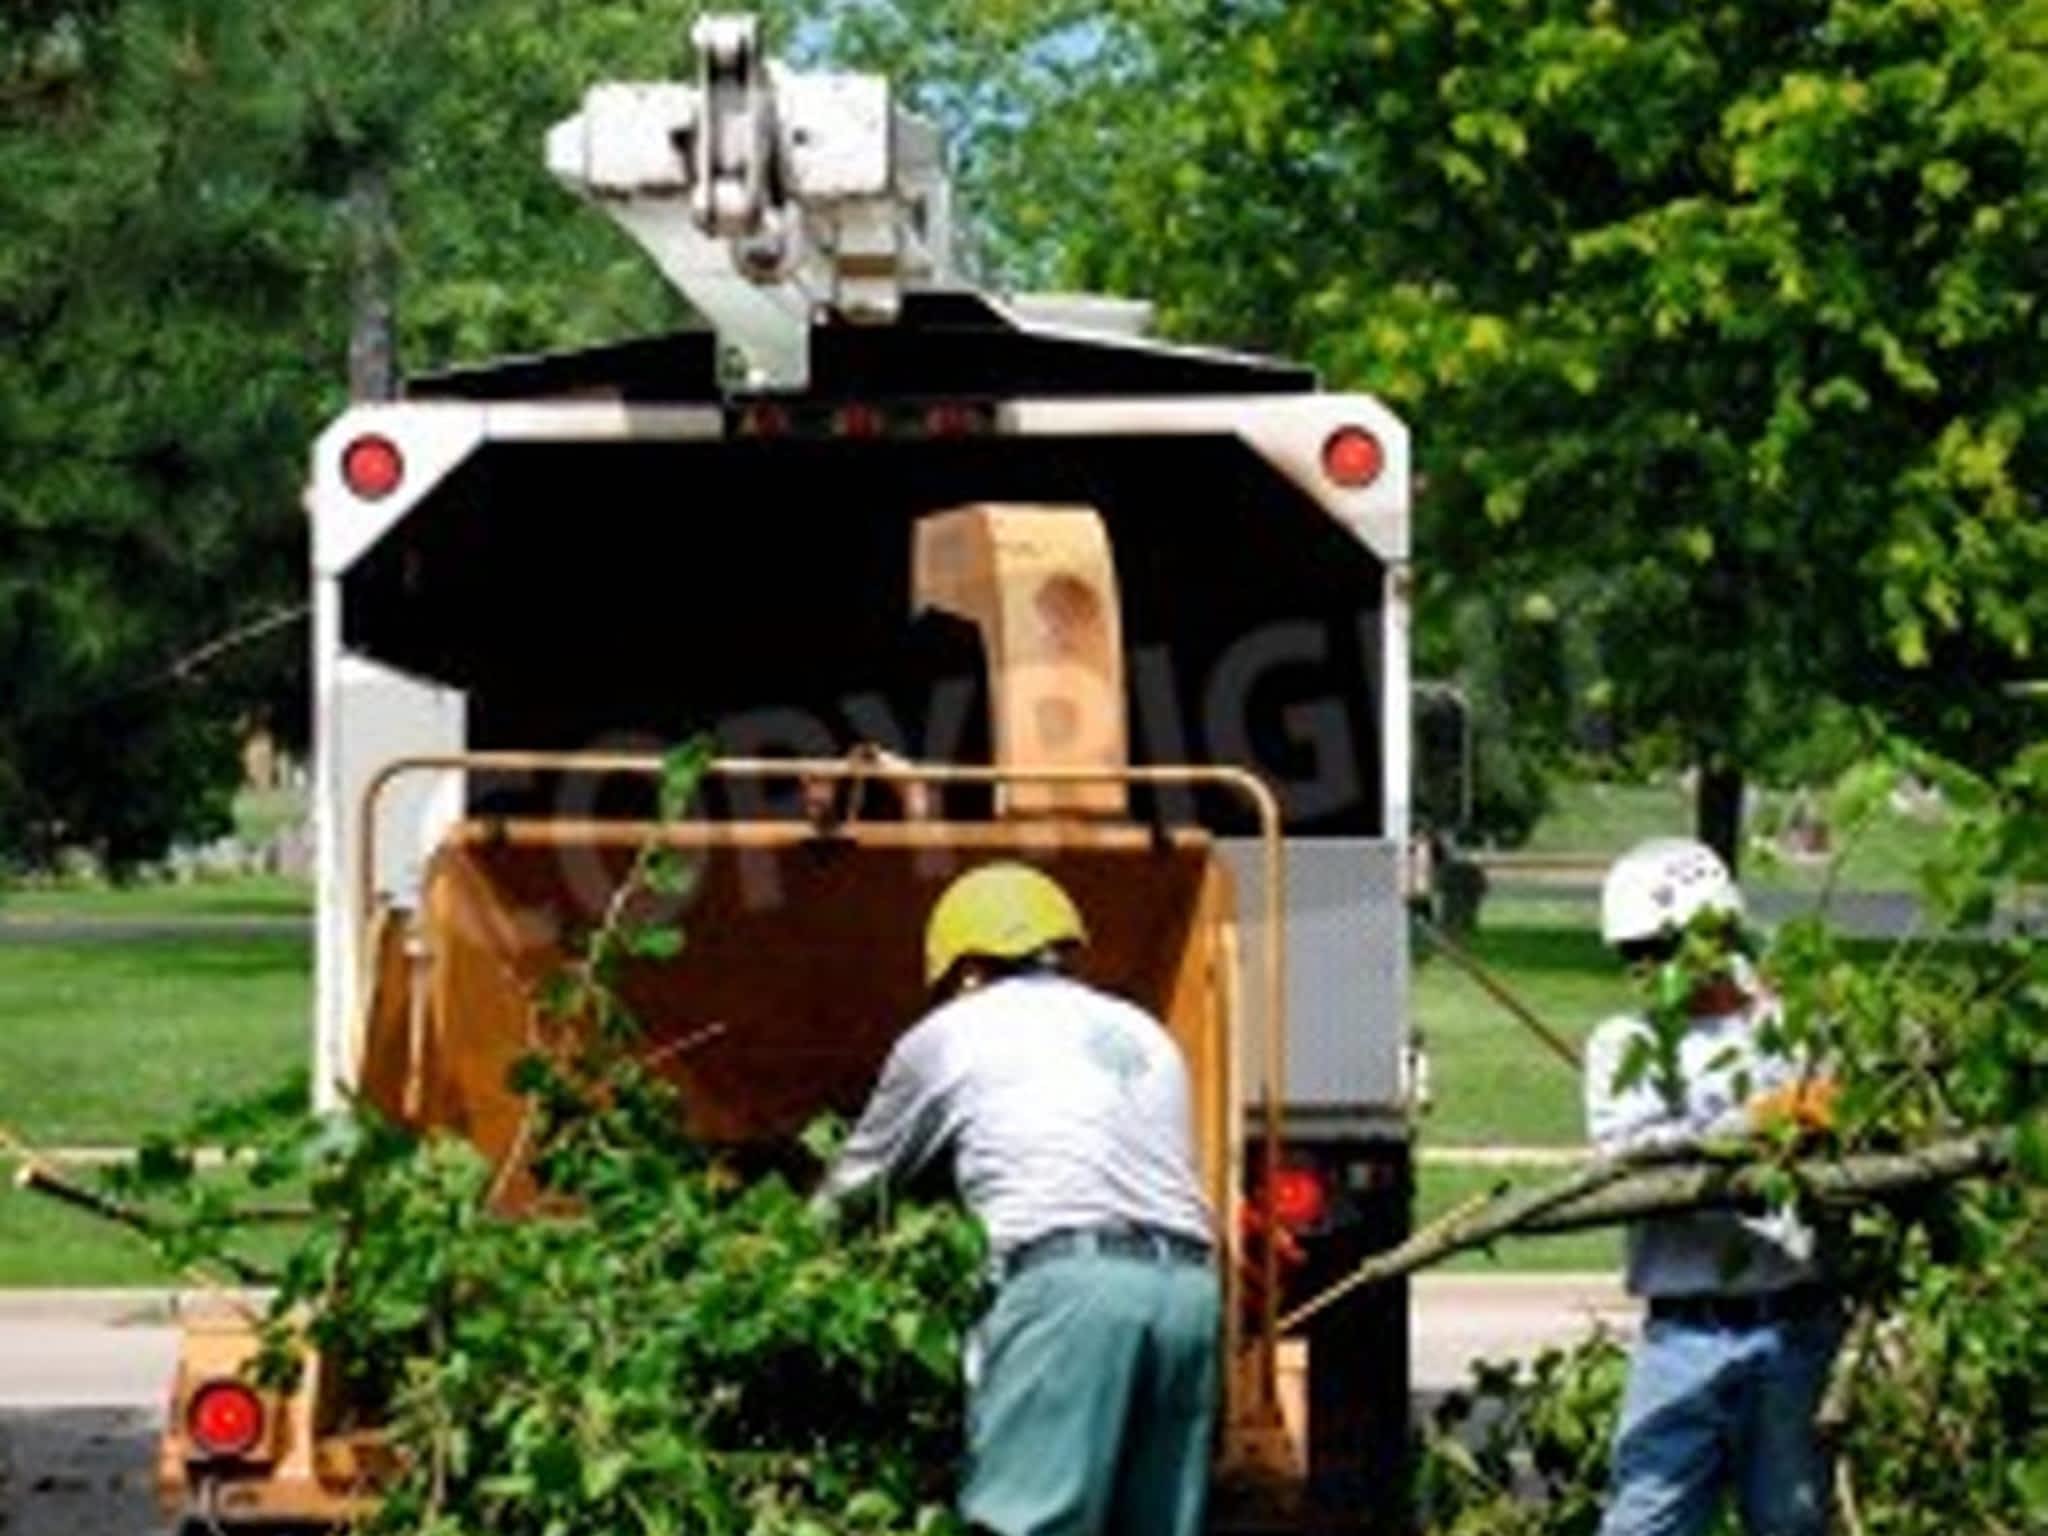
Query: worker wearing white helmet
821,862,1219,1536
1599,835,1748,953
1586,837,1843,1536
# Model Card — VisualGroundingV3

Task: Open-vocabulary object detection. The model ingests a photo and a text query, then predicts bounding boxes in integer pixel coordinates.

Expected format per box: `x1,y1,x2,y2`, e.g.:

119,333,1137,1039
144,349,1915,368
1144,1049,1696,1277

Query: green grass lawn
0,932,309,1145
1415,1161,1622,1274
1414,899,1631,1147
0,873,311,921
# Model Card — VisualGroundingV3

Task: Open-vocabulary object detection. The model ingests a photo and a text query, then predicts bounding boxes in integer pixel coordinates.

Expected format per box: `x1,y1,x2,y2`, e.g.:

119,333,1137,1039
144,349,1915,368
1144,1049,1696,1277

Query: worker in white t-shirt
1587,837,1842,1536
821,862,1220,1536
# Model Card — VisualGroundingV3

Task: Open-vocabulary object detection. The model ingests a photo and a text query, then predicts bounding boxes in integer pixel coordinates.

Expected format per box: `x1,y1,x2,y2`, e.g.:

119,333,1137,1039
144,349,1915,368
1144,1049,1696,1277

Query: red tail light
736,402,792,438
186,1379,266,1459
832,402,887,439
1321,425,1384,489
1269,1166,1330,1231
831,403,888,438
923,402,983,438
341,434,405,501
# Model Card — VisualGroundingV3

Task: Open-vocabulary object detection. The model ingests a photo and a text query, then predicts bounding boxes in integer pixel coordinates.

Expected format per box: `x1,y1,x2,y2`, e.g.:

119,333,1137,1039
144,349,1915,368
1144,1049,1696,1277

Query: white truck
162,17,1424,1534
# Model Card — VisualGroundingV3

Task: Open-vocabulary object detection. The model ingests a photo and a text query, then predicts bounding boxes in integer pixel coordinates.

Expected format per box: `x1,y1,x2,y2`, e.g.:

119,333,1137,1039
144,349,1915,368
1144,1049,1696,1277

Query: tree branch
1279,1133,2013,1331
11,1162,278,1285
1518,1133,2012,1236
1278,1153,1644,1331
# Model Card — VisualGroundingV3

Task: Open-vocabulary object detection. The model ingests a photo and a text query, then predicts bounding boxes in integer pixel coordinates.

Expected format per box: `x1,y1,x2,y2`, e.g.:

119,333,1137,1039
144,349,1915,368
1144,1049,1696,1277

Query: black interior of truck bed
342,433,1386,835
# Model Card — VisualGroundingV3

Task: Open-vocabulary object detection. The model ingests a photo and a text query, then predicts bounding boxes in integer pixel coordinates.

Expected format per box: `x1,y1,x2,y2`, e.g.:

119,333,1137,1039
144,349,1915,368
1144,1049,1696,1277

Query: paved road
1408,1274,1636,1390
0,1295,184,1410
0,1408,162,1536
0,1279,1637,1534
1486,878,1933,939
0,916,307,945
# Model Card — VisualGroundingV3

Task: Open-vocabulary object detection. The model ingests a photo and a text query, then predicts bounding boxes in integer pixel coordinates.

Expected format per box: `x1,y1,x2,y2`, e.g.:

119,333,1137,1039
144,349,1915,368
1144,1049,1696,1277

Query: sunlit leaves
860,0,2048,799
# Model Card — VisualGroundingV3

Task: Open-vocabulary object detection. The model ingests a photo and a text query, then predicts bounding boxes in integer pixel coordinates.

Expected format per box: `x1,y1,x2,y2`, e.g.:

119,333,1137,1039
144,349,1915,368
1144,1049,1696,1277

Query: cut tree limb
1518,1133,2011,1235
11,1162,278,1285
1278,1153,1641,1332
1279,1133,2012,1333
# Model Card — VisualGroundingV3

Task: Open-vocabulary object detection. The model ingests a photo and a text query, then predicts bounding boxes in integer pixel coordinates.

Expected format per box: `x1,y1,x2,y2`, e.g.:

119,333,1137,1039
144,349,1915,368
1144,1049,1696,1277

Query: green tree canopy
0,0,730,869
10,1,2044,864
1,2,337,866
858,0,2048,858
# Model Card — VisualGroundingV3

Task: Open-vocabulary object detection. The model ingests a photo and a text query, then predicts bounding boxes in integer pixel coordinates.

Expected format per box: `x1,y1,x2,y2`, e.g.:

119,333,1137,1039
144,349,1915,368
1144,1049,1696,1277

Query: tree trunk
1696,755,1744,874
347,164,397,402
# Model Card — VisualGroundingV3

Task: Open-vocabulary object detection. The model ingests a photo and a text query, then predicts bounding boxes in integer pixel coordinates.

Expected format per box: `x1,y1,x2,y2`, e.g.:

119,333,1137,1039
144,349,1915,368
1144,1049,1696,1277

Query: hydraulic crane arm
545,13,954,389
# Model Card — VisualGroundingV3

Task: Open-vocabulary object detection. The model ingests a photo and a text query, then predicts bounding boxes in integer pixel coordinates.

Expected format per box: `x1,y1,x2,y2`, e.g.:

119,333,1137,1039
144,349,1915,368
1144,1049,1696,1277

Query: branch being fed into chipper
1278,1131,2014,1333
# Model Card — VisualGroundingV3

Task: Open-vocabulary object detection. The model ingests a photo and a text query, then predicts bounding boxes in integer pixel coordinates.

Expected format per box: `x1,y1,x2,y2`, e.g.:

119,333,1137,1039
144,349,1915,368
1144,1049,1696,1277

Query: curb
1416,1146,1587,1168
1415,1272,1634,1310
0,1289,268,1327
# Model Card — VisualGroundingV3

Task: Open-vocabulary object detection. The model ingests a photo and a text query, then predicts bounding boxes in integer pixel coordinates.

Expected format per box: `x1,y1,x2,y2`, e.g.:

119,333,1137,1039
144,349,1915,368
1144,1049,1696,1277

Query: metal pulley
689,13,773,238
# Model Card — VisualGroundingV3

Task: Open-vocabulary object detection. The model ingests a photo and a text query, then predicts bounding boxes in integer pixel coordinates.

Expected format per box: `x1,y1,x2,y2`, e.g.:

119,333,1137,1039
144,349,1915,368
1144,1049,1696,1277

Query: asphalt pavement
0,916,308,945
1485,879,1932,939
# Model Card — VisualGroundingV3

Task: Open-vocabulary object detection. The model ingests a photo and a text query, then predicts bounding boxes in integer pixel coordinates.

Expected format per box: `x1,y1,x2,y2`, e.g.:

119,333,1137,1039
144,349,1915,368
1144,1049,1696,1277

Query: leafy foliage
109,743,985,1535
1417,1335,1629,1536
0,1,734,869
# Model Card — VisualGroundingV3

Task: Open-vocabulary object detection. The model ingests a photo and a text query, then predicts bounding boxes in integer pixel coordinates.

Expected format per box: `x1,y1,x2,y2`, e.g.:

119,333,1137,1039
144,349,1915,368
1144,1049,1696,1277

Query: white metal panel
1003,293,1156,338
481,402,723,442
312,576,345,1111
310,404,488,577
565,83,695,194
1004,394,1412,562
777,69,892,197
312,649,466,1110
1222,837,1408,1123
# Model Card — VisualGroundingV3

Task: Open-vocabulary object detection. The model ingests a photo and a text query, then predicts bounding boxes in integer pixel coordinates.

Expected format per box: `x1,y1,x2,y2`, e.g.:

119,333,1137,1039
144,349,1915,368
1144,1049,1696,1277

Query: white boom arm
545,14,954,389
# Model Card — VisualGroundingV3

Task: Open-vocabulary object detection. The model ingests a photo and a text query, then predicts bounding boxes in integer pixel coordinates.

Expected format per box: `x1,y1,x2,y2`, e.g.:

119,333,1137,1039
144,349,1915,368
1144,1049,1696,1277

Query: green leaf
623,925,684,961
643,846,697,899
659,738,715,823
582,1450,631,1501
2014,1111,2048,1185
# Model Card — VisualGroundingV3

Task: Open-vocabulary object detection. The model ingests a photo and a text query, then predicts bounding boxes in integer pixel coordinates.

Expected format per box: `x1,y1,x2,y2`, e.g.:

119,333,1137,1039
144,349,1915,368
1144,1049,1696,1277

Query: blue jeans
1600,1308,1844,1536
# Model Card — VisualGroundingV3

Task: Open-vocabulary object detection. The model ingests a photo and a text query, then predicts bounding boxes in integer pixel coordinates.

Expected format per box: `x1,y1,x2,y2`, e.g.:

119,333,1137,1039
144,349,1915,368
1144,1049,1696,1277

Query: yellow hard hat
924,862,1087,987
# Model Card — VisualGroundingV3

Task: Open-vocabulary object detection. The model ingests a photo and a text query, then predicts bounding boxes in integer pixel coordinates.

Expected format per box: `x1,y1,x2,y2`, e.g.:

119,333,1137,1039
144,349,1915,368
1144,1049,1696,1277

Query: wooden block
912,504,1128,817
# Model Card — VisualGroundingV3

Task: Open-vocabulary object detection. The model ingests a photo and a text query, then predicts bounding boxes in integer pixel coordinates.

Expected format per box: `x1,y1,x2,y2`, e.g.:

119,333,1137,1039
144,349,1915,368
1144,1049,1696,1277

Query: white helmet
1600,837,1744,947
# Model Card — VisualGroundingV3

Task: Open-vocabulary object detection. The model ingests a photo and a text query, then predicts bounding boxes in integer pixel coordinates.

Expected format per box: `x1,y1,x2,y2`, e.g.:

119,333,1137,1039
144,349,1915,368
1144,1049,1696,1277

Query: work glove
1747,1077,1840,1135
